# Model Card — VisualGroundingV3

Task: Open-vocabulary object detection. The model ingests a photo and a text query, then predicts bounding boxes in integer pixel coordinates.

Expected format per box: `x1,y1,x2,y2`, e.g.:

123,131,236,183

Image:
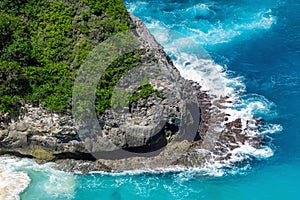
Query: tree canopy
0,0,160,119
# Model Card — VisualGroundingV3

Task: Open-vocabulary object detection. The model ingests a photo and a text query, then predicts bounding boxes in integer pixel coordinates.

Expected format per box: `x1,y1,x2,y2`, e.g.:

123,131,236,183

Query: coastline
2,0,298,199
0,13,268,172
0,10,276,200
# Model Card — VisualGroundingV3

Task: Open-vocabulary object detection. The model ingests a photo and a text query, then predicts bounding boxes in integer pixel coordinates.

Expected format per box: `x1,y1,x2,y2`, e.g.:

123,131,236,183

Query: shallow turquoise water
14,0,300,199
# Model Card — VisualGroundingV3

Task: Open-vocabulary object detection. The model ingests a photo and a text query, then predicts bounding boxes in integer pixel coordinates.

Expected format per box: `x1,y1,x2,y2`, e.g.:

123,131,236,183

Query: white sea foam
0,163,30,200
173,54,282,174
90,166,189,176
184,3,214,18
125,1,149,13
159,29,282,176
172,52,245,98
142,8,276,46
126,1,281,176
0,157,76,199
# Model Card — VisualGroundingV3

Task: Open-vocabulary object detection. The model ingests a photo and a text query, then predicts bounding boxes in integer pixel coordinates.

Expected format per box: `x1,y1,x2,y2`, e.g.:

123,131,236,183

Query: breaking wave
0,156,76,200
126,0,282,175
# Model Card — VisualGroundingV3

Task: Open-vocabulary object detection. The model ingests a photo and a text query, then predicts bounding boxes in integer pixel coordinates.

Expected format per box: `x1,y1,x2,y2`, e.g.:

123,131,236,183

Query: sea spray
125,0,282,174
172,52,282,174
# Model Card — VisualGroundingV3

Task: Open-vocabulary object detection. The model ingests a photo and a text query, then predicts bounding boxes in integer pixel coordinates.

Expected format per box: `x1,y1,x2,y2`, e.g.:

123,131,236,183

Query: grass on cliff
0,0,160,118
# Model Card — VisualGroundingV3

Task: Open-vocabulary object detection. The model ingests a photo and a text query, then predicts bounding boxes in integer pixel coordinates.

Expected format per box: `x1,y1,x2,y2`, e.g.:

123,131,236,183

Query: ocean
1,0,299,199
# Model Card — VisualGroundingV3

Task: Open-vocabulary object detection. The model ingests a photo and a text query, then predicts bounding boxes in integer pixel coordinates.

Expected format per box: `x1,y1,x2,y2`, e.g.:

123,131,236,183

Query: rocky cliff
0,3,265,172
0,12,200,169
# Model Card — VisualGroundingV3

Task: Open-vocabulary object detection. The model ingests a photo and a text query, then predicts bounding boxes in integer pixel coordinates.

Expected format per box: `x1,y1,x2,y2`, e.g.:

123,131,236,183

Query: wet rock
54,159,112,173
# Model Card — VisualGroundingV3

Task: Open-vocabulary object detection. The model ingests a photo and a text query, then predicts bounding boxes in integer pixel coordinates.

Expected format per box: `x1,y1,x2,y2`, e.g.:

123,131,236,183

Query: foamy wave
184,3,214,18
232,143,274,159
125,1,149,13
127,2,281,176
188,9,276,45
172,52,245,98
195,144,274,177
0,157,76,199
90,165,226,178
0,162,30,200
236,9,276,30
167,43,282,176
136,7,276,46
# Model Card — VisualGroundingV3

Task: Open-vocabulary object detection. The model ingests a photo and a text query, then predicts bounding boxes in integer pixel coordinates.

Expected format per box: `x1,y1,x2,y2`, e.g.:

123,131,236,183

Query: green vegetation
0,0,159,118
95,50,163,113
110,76,164,110
129,83,163,103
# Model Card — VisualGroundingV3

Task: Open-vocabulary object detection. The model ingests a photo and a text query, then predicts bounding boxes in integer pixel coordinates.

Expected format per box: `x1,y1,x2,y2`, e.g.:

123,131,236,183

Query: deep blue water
3,0,300,199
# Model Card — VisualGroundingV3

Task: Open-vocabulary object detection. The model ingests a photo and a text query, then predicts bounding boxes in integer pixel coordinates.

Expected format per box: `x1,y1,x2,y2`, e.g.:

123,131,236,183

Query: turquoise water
3,0,300,199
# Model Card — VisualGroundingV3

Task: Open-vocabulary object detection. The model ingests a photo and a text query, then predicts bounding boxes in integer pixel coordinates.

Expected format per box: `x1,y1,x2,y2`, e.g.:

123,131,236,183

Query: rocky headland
0,11,265,173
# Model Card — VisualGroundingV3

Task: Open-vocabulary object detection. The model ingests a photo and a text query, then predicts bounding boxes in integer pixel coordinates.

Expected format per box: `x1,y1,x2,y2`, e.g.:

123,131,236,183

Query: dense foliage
0,0,159,118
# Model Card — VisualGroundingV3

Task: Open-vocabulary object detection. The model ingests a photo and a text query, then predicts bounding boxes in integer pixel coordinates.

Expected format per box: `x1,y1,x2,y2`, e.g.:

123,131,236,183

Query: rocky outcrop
0,13,199,167
0,13,265,172
0,104,88,160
